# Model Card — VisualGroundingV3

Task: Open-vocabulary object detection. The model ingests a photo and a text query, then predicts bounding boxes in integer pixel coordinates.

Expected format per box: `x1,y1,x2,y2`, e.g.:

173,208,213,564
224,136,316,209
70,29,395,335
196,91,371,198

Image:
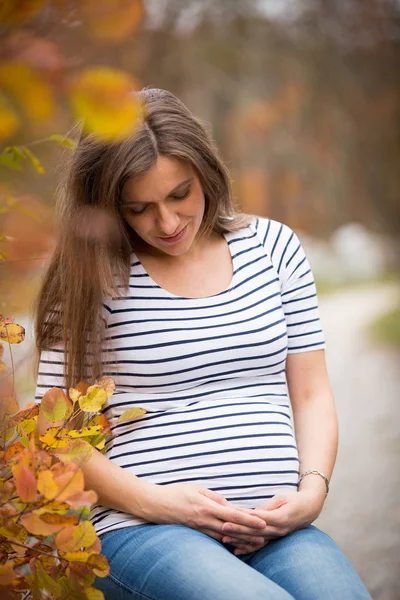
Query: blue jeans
95,524,371,600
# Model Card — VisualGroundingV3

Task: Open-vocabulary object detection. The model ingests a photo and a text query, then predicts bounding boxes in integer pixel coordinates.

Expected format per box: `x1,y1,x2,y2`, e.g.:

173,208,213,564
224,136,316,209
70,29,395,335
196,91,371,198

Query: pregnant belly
110,400,300,508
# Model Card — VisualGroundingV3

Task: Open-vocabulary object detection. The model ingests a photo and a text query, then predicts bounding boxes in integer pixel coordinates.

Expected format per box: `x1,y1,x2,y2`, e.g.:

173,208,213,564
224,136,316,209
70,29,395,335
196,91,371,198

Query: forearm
81,448,154,519
37,411,154,519
292,390,338,497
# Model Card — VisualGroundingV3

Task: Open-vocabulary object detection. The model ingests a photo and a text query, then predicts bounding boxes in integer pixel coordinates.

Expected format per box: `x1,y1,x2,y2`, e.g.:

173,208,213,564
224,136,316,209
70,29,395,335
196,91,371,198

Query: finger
200,488,229,506
249,507,287,528
197,527,223,542
209,503,267,530
222,535,265,545
233,541,268,555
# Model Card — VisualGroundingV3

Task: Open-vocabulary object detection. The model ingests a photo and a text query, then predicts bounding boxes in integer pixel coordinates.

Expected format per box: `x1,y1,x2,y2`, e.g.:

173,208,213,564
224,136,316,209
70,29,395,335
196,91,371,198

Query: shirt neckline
132,231,237,300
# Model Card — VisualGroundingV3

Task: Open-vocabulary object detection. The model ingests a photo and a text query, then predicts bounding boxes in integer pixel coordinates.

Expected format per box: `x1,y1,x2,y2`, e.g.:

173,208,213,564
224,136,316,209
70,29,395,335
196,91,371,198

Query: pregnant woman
35,88,371,599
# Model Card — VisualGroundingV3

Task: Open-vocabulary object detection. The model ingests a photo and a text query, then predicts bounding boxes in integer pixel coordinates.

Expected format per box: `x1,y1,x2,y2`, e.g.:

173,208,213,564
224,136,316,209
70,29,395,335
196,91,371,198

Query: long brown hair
35,87,251,389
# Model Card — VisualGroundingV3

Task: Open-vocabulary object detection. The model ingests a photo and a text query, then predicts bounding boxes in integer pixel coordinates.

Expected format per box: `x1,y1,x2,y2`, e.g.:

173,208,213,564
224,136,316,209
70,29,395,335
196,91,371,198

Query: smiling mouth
158,225,187,242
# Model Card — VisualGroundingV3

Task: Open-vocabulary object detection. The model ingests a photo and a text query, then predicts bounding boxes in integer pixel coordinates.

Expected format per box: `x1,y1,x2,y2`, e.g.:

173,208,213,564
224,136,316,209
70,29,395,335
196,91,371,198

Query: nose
156,204,180,236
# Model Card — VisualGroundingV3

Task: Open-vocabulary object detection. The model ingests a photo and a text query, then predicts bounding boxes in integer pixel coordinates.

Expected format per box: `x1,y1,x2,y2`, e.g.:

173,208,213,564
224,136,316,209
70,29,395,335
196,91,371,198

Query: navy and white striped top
35,216,325,537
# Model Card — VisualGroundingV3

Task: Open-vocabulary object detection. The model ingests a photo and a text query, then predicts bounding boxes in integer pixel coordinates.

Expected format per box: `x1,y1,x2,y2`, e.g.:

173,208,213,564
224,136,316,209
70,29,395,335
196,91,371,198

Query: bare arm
287,348,338,500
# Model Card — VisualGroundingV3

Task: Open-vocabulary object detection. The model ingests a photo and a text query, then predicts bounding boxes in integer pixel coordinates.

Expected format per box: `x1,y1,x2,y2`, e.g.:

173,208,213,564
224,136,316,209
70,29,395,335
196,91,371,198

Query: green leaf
48,134,76,149
0,151,22,170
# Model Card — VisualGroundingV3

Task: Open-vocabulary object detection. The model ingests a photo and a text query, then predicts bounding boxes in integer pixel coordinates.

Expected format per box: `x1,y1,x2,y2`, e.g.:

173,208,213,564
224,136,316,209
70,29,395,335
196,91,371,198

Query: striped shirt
35,216,325,537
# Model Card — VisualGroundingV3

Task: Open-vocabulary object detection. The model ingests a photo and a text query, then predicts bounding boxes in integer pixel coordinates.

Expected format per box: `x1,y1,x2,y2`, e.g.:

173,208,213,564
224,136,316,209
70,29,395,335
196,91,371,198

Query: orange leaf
20,511,65,536
0,480,13,503
40,513,78,526
69,381,90,403
62,489,97,509
4,440,25,462
12,463,37,503
0,103,20,141
0,62,54,121
39,387,72,422
8,403,39,426
0,0,47,24
87,552,110,577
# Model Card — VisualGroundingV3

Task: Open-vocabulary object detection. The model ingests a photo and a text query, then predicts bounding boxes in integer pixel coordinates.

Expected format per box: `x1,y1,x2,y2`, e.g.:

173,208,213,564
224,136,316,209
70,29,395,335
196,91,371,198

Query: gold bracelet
298,470,329,495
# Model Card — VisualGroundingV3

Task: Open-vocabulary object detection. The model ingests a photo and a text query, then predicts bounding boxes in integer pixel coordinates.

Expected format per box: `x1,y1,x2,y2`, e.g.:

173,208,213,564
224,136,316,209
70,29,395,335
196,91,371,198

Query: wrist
128,478,160,521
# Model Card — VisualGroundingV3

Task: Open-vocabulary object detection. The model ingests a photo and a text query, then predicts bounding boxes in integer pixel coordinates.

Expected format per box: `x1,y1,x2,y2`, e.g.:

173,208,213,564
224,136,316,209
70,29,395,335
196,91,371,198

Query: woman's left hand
221,489,326,555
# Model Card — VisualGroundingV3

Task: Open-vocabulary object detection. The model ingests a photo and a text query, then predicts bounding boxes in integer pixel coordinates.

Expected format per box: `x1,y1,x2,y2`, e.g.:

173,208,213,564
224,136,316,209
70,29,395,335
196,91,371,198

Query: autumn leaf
0,562,17,585
37,469,58,500
48,133,77,149
90,413,112,434
56,521,97,552
12,463,37,503
81,0,144,41
39,387,72,422
0,62,55,121
20,511,66,536
117,406,146,423
0,480,13,503
96,377,115,399
4,440,25,462
67,425,102,438
69,381,91,403
78,385,107,412
87,552,110,577
40,513,79,526
8,403,39,427
69,67,142,141
39,432,68,448
63,489,97,509
0,319,25,344
53,438,94,464
85,586,106,600
33,559,62,597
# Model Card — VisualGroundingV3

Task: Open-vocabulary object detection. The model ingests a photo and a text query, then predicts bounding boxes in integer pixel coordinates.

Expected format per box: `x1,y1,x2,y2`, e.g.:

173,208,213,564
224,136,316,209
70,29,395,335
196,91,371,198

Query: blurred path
315,283,400,600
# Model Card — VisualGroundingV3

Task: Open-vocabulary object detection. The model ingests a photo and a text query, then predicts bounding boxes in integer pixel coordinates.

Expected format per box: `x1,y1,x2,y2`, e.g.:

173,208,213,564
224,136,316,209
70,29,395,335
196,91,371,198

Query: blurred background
0,1,399,598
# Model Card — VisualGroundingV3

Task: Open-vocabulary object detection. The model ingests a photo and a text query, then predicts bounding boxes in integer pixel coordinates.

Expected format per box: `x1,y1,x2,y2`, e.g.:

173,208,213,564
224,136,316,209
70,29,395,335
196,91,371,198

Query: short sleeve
254,217,326,354
34,302,110,403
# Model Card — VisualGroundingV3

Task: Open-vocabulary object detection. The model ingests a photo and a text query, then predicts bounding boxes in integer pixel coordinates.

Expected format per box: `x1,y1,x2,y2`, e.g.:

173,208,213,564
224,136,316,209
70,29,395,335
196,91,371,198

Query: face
120,156,205,257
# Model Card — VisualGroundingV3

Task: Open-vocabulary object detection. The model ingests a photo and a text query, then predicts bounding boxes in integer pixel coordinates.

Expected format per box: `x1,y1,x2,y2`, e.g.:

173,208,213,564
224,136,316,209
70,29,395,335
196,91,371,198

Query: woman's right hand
139,482,267,546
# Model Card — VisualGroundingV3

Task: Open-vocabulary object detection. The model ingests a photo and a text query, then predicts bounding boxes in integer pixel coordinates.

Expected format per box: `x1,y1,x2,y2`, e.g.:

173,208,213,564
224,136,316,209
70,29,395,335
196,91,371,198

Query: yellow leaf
39,387,72,422
34,559,62,597
78,386,107,412
54,438,94,464
85,587,105,600
68,425,102,438
69,67,142,141
40,512,79,526
39,432,67,448
37,469,58,500
56,521,97,552
117,406,146,423
0,321,25,344
61,550,91,563
4,440,24,462
0,62,54,121
48,134,76,149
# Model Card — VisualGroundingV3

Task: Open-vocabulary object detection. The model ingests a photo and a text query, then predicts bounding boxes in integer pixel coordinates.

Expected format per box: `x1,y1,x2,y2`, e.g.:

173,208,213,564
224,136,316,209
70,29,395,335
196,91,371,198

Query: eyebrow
121,177,194,207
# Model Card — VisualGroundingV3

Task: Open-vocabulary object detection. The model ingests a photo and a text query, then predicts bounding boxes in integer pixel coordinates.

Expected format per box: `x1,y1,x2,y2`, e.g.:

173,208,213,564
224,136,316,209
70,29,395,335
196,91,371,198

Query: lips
158,225,187,243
